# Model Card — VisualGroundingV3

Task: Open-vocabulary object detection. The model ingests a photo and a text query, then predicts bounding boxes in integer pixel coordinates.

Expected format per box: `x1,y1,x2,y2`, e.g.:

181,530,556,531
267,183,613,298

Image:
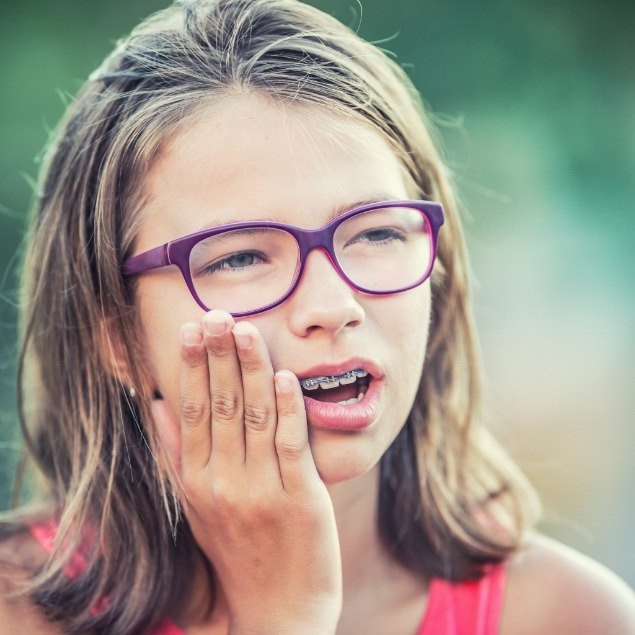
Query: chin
309,431,383,485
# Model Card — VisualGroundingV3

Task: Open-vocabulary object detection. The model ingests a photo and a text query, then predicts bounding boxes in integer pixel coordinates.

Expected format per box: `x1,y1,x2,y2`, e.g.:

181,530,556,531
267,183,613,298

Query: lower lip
303,378,383,431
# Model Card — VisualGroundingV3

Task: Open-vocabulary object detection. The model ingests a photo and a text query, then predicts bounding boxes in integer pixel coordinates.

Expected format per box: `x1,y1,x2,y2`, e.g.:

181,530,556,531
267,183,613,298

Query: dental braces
300,368,368,389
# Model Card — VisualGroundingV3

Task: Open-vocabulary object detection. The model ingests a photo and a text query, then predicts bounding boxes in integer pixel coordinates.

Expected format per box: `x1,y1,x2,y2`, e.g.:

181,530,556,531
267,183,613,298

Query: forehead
136,93,415,248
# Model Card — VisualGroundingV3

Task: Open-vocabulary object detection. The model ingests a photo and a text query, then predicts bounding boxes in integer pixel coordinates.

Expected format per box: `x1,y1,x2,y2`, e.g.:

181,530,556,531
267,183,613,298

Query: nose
285,247,365,338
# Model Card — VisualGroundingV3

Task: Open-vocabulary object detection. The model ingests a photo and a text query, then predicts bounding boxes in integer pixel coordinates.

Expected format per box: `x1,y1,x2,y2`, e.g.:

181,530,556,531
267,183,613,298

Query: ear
98,317,166,398
98,317,134,389
99,318,182,478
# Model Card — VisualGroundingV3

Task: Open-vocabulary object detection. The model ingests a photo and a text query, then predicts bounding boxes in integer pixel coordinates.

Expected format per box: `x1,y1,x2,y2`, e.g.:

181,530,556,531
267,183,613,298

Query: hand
157,309,342,633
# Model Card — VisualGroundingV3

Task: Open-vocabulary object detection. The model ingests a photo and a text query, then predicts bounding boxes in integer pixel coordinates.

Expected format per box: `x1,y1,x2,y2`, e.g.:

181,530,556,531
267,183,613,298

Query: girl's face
134,94,432,484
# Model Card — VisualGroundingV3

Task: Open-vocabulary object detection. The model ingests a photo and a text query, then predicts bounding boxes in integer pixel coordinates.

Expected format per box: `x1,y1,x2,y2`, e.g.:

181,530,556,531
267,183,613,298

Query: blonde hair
1,0,540,632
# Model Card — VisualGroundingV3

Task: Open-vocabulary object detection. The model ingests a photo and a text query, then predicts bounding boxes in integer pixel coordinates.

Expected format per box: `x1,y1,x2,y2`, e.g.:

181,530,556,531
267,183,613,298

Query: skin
137,93,432,631
138,98,430,627
1,92,634,633
138,95,430,487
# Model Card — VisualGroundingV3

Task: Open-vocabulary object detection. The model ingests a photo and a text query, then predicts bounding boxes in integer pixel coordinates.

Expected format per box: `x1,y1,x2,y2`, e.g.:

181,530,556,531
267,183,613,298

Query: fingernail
181,324,203,346
231,322,252,349
275,373,294,393
203,310,230,336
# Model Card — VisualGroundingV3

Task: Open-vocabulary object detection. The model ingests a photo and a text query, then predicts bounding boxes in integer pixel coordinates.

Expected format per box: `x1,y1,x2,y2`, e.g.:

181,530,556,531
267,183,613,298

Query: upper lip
293,357,385,382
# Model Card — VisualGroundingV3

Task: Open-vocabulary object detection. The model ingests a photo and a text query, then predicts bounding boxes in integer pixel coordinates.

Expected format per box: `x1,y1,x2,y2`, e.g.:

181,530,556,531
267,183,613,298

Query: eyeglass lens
188,206,432,313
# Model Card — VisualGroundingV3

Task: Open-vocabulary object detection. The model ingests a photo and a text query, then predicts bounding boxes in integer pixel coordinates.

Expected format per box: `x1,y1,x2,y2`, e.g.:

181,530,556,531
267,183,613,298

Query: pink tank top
29,519,506,634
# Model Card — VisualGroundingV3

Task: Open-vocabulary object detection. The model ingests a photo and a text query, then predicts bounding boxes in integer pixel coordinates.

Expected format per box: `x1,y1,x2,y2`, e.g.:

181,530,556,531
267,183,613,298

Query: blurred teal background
1,1,633,586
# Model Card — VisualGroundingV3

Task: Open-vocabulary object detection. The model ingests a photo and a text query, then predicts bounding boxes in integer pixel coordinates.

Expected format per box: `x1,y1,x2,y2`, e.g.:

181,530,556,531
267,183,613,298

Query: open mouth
300,373,372,406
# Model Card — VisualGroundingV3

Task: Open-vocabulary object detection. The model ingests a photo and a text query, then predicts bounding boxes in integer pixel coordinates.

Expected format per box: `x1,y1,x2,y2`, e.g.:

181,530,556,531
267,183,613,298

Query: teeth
300,367,369,390
336,389,366,406
337,392,363,406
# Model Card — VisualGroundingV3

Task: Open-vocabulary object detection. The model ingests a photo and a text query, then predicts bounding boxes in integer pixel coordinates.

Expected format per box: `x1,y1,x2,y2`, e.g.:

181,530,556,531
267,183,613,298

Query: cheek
136,292,196,476
375,284,431,361
151,397,182,475
136,286,197,405
378,285,431,420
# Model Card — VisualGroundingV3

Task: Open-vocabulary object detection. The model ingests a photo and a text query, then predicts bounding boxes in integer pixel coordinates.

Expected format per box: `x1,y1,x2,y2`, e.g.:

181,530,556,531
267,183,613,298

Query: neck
327,464,387,596
326,464,428,627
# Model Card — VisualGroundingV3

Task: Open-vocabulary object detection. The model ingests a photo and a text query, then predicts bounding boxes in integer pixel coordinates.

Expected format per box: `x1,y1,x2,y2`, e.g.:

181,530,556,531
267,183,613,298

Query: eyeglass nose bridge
291,225,351,288
294,223,335,253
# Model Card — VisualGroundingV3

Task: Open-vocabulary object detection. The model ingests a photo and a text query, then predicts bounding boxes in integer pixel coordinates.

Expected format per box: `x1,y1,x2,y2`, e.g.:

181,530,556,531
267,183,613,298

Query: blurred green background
1,1,633,586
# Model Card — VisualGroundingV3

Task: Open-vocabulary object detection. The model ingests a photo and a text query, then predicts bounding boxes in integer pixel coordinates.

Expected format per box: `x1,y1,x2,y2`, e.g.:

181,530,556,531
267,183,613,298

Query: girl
1,0,633,633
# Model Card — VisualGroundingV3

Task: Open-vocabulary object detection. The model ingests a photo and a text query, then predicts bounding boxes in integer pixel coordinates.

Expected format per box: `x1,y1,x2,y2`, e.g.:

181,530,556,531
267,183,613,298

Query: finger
231,321,279,476
202,309,245,466
179,323,211,472
273,370,320,495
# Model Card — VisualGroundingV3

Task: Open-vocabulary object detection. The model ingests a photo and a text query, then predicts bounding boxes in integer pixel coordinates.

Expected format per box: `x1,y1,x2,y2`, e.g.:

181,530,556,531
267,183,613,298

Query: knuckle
209,480,229,504
243,404,272,432
275,434,307,459
180,398,209,425
239,355,262,374
205,338,234,358
181,471,203,499
181,346,207,367
211,393,240,421
210,479,245,525
210,481,238,516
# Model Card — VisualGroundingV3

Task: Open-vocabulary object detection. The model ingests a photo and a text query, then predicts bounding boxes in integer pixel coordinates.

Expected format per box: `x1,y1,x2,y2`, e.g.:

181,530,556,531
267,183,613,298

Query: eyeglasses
122,199,445,317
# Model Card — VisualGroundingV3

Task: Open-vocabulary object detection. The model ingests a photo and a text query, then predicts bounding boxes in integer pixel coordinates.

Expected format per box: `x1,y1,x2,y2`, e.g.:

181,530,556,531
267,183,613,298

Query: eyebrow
191,193,401,233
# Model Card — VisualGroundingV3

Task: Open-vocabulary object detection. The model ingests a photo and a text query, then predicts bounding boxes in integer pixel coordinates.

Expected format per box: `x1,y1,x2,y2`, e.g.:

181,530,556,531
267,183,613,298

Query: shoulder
0,526,61,634
500,532,635,635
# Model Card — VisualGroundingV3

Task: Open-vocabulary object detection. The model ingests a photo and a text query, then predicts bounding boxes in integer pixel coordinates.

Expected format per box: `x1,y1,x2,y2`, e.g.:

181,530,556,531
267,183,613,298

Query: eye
350,227,407,245
201,250,266,275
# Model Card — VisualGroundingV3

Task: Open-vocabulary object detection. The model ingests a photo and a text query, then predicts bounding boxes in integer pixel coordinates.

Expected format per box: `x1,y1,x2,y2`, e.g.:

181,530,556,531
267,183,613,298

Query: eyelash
350,228,405,244
201,250,267,276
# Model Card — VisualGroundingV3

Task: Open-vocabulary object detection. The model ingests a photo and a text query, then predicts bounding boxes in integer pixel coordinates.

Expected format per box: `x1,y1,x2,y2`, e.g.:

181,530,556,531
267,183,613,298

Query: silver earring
129,386,137,398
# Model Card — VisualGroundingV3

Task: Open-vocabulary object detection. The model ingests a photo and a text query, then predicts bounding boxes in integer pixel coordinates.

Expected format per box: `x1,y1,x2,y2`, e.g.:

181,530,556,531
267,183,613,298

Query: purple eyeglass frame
122,199,445,317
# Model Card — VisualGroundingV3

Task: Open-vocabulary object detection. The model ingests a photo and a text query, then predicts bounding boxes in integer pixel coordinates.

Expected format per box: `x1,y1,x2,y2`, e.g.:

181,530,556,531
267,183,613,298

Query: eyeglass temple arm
122,244,170,276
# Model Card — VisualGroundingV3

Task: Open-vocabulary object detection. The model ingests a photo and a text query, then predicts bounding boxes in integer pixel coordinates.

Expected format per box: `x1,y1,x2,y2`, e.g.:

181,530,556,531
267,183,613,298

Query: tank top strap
28,517,90,580
418,563,507,635
151,617,186,634
28,518,179,631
